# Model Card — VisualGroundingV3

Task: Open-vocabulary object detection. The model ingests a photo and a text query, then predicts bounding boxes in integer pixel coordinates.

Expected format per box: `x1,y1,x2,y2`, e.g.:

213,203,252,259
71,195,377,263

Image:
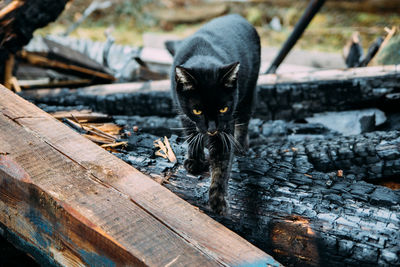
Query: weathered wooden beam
18,50,115,83
21,65,400,120
51,110,111,123
0,85,280,266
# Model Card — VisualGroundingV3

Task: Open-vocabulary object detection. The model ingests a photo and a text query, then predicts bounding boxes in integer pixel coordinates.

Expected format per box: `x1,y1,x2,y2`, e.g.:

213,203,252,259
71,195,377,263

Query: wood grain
0,85,280,266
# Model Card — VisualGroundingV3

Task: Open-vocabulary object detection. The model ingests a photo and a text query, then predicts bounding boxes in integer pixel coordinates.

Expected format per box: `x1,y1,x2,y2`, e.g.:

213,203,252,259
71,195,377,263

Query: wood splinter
154,136,177,163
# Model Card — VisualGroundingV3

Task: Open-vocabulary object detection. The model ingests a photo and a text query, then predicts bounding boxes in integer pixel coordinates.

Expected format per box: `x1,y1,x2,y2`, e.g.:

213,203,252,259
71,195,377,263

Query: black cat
167,14,261,213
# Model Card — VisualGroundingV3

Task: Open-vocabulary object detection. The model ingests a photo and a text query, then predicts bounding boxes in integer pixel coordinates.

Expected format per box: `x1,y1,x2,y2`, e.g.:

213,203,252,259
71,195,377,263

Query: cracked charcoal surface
115,125,400,267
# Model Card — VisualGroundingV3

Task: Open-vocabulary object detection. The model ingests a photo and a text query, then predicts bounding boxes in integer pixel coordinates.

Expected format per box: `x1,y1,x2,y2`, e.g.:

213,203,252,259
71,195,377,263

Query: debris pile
1,1,400,266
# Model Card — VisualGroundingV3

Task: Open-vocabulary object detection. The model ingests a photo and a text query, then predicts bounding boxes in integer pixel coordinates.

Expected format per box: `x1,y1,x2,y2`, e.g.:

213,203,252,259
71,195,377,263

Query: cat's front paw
184,158,209,175
209,194,228,215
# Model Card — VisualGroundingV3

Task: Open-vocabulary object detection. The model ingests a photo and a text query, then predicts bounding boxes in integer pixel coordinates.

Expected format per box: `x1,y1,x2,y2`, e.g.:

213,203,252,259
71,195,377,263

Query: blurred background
37,0,399,57
22,0,398,78
37,0,399,50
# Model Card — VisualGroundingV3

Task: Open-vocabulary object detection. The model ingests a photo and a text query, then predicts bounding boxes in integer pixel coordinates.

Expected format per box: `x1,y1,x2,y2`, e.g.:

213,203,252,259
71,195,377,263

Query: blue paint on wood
0,222,60,267
26,208,53,235
235,257,282,267
25,208,53,248
78,249,116,267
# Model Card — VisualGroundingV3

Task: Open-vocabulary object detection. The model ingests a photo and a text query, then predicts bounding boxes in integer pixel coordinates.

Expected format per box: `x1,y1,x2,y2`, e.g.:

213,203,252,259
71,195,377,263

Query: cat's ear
220,62,240,88
175,66,196,91
165,40,182,56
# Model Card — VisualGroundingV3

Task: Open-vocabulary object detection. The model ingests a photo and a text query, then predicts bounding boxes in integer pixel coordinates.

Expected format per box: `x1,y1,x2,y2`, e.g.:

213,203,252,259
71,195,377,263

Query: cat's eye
192,109,202,115
219,106,229,113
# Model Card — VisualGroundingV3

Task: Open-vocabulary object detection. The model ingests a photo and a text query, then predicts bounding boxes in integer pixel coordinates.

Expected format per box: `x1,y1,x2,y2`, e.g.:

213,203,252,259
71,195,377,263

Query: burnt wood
0,0,68,53
0,85,280,266
121,127,400,267
0,0,69,83
20,65,400,120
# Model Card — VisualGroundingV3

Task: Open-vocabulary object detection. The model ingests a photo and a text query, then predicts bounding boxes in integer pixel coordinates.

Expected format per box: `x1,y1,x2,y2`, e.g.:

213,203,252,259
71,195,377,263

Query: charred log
0,0,69,53
119,129,400,267
343,32,384,68
343,32,363,68
256,66,400,120
359,37,383,67
20,66,400,120
0,0,69,84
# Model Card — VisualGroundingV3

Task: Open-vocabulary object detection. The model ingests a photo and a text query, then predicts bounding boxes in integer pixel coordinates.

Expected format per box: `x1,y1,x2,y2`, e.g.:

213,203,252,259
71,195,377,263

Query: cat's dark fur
168,14,261,213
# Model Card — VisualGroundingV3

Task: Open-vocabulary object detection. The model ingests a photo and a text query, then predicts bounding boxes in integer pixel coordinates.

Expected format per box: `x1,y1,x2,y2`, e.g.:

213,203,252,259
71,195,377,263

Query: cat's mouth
207,131,218,136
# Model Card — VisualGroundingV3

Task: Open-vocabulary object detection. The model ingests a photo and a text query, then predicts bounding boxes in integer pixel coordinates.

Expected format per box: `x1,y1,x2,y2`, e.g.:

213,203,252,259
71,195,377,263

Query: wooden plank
0,1,24,19
19,51,115,82
0,85,280,266
50,110,111,123
0,106,218,266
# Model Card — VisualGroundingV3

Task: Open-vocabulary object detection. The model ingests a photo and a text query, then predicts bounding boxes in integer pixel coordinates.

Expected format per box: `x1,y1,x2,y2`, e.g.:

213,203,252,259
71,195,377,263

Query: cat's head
174,62,240,135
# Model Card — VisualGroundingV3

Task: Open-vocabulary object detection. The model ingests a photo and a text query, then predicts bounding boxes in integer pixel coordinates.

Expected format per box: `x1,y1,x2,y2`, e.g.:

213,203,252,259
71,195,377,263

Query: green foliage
114,0,155,29
246,7,263,26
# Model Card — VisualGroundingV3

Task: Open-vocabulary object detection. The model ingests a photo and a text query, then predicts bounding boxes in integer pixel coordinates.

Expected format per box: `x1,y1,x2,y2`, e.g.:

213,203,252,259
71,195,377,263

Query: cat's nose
207,131,218,136
207,121,217,135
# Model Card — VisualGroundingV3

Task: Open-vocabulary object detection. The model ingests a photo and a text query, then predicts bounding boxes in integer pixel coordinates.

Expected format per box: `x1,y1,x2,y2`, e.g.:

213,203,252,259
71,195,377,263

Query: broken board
0,85,280,266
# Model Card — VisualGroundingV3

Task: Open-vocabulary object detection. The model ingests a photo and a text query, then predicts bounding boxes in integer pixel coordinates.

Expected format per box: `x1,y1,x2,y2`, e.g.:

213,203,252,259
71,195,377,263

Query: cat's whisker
208,135,217,153
184,133,196,145
218,133,224,153
217,133,223,152
194,134,199,150
231,134,243,150
225,133,235,149
190,133,199,143
219,132,228,153
196,133,204,153
225,132,243,153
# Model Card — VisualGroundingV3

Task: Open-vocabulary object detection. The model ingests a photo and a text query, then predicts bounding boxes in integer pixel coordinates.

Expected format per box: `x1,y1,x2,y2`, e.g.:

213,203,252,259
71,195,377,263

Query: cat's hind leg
181,116,209,175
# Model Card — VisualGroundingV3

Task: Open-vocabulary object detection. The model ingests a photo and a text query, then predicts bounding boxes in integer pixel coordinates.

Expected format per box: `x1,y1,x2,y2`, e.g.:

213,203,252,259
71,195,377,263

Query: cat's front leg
208,135,233,214
185,136,208,175
181,117,209,175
